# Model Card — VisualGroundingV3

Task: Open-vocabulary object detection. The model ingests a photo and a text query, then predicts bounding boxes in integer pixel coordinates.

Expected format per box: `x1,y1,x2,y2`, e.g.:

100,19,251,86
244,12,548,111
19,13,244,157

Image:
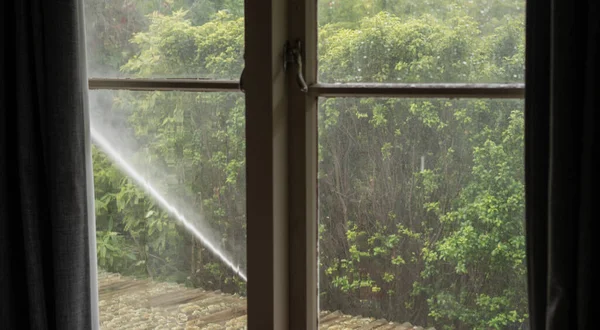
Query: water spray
91,127,247,282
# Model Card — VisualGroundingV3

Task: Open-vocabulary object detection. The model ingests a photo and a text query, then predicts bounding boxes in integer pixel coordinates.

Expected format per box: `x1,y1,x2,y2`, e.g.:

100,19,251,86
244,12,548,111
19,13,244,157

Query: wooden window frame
87,0,525,328
89,79,524,99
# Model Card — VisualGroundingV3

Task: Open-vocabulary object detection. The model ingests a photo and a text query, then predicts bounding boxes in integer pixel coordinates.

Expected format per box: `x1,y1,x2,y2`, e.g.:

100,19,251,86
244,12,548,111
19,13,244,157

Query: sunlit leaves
122,10,243,78
423,109,526,328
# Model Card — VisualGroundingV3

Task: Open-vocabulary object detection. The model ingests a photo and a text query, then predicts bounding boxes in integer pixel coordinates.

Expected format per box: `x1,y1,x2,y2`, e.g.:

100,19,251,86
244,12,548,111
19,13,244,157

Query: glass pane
90,90,247,329
84,0,244,79
318,98,527,329
318,0,525,83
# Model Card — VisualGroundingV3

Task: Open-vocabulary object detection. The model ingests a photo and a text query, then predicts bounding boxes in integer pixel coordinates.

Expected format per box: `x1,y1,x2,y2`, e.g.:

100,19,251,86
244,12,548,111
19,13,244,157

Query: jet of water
90,127,247,282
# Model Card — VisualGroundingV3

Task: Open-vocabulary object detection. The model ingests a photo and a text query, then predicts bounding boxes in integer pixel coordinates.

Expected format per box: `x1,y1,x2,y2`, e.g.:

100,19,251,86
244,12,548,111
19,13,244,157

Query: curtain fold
525,0,598,329
0,0,98,329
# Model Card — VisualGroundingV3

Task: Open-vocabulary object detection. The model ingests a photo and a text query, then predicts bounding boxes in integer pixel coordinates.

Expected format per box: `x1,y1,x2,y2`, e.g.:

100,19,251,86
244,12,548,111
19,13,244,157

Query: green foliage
421,109,526,329
320,12,482,83
318,97,526,328
122,10,243,78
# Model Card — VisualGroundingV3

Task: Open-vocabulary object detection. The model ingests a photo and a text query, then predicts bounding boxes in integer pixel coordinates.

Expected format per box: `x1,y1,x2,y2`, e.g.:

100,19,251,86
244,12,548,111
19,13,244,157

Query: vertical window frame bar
245,0,289,328
288,0,319,329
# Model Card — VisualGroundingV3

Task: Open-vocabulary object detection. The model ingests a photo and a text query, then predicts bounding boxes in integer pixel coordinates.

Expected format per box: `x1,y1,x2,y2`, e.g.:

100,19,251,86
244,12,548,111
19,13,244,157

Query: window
314,3,526,329
84,1,249,328
85,0,526,329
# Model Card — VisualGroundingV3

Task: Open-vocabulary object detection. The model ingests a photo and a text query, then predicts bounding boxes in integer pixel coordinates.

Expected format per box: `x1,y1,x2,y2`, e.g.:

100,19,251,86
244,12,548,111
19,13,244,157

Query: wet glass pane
318,0,525,83
318,97,528,329
90,90,247,329
84,0,244,79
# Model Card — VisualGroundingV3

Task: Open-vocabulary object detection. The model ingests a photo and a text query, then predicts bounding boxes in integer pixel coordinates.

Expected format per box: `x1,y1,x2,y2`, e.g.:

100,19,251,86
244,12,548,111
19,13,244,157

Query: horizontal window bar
88,79,524,99
310,83,525,99
88,78,241,92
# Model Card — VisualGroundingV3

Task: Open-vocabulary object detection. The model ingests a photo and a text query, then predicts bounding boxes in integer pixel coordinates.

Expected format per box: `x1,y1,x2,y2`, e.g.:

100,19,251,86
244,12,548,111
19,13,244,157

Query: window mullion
288,0,318,328
245,0,289,329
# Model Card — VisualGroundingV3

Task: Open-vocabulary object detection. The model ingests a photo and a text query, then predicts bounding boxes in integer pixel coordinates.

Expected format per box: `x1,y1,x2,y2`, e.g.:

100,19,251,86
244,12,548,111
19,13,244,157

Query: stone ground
98,271,434,330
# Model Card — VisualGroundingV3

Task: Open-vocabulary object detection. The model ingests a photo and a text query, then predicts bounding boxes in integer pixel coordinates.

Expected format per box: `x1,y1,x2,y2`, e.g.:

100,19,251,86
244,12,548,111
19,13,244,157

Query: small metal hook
242,43,308,94
284,40,308,93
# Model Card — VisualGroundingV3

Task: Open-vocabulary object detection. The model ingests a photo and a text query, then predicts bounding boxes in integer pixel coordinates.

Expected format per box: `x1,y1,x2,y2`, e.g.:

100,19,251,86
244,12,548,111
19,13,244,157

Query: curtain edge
77,0,100,328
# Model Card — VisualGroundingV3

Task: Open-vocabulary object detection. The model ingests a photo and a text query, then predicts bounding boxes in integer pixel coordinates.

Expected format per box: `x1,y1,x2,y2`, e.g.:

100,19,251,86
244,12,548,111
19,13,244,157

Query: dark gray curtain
525,0,598,329
0,0,99,329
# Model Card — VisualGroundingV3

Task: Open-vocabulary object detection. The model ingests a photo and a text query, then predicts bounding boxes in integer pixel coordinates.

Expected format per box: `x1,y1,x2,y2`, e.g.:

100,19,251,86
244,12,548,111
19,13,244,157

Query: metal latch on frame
239,40,308,93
